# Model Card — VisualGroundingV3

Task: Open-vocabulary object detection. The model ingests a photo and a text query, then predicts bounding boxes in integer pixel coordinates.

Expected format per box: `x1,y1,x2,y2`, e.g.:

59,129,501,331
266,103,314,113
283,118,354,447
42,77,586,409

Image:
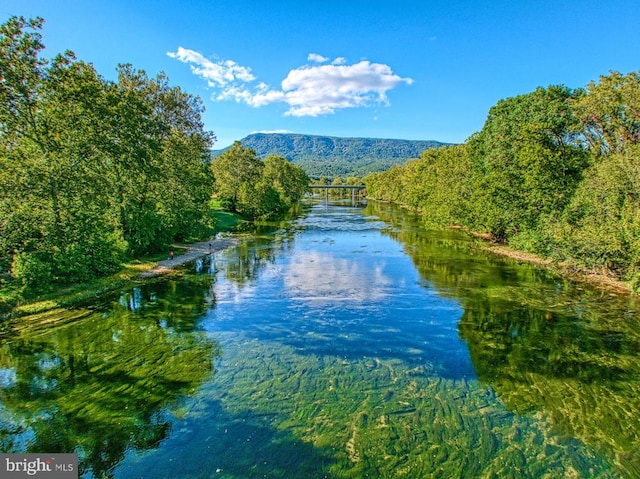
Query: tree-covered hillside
212,133,452,178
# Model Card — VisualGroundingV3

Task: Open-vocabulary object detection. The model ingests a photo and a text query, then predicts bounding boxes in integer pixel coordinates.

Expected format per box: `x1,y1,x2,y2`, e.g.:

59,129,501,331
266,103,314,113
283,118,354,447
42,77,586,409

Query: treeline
211,141,309,218
0,17,307,297
0,17,215,293
215,133,450,179
365,74,640,288
294,157,408,180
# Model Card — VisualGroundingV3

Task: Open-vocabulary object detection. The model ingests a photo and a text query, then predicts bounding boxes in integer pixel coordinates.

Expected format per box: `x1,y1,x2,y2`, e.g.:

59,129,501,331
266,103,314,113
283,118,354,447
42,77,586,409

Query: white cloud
307,53,329,63
168,48,413,117
167,47,255,86
280,60,413,117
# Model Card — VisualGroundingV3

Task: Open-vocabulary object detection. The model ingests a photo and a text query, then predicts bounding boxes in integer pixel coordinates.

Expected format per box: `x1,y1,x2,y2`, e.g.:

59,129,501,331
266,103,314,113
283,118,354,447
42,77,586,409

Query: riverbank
4,236,240,321
440,225,635,294
480,241,633,294
139,237,238,278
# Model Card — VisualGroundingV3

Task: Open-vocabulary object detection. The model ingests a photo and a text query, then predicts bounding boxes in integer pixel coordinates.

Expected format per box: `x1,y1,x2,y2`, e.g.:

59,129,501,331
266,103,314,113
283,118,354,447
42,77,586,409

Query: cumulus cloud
307,53,329,63
281,60,413,117
168,48,413,117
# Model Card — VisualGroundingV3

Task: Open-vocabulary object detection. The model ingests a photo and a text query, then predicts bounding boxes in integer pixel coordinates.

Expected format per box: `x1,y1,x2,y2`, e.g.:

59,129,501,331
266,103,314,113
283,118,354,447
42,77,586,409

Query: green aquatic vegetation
367,201,640,477
4,200,640,478
201,339,615,478
459,298,640,477
0,278,220,477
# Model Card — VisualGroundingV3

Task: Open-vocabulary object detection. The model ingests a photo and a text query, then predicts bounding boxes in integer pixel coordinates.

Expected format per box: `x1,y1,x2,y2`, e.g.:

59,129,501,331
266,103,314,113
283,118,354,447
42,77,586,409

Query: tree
545,144,640,284
416,144,471,226
572,71,640,156
467,86,588,241
211,146,310,219
0,16,216,292
159,130,214,241
211,141,264,212
236,180,281,218
109,66,215,253
0,17,125,289
262,154,309,208
363,164,405,203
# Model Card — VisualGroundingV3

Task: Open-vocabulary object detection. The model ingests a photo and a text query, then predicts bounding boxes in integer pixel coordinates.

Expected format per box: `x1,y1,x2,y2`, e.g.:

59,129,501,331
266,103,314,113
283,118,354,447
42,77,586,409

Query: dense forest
0,17,308,300
212,133,451,178
365,75,640,289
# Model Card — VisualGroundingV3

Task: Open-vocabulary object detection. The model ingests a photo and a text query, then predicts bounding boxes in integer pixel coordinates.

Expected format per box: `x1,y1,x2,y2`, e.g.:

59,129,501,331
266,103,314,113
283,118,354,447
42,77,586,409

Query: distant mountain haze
211,133,453,179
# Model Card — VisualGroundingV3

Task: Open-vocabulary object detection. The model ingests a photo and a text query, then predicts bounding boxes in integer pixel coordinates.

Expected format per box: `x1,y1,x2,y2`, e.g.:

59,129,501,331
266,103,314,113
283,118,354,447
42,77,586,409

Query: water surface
2,201,640,478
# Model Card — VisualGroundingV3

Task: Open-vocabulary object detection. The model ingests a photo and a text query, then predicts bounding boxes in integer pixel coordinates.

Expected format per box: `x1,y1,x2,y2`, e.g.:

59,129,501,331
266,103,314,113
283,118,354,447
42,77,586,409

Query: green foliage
106,65,215,255
262,154,310,207
543,145,640,283
0,18,125,286
366,73,640,287
466,85,588,240
365,144,472,227
364,164,405,203
211,143,309,219
211,141,265,212
237,181,281,218
572,71,640,156
11,252,54,294
0,16,215,293
212,133,452,179
0,278,219,476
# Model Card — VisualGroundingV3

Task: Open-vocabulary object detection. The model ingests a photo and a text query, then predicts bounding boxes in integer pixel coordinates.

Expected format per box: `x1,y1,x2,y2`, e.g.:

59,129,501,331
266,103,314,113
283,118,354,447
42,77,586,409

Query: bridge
308,184,366,203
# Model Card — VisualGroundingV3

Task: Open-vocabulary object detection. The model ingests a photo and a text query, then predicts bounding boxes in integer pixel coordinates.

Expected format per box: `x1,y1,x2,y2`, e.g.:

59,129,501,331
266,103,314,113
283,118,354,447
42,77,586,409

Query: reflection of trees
458,292,640,476
222,219,298,285
0,278,220,478
366,202,562,297
460,296,637,385
223,239,277,284
458,295,640,477
116,276,214,331
367,200,640,477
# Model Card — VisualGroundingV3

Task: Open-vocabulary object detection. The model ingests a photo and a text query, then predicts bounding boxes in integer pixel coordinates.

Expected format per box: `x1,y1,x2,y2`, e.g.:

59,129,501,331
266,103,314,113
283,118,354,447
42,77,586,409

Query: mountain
211,133,454,179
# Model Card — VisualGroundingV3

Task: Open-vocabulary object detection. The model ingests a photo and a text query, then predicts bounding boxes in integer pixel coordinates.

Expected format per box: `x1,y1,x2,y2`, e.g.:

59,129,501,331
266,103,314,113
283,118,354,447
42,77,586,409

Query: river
1,200,640,478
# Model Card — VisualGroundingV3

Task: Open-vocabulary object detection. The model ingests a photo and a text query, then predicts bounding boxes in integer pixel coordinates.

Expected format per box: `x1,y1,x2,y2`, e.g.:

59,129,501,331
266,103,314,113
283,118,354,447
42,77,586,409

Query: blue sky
2,1,639,148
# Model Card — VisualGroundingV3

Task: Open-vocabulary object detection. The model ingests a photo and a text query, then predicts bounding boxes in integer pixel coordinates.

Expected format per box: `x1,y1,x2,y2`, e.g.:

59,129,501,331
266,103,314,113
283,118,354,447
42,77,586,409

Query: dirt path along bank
140,238,237,278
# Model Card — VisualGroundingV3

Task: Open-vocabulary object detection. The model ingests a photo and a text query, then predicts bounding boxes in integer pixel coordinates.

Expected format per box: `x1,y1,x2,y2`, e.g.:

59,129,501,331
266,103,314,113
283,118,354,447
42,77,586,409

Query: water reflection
3,200,640,478
367,201,640,477
122,202,640,477
284,251,393,303
206,204,475,379
457,294,640,476
0,278,220,478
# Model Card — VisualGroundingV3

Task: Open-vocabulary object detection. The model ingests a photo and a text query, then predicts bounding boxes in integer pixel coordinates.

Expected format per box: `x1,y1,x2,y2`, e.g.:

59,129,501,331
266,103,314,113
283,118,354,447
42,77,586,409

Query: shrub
11,252,54,294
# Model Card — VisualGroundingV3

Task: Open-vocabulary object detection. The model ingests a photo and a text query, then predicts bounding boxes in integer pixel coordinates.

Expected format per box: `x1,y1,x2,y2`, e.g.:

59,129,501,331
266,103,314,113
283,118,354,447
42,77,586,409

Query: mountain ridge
212,133,454,178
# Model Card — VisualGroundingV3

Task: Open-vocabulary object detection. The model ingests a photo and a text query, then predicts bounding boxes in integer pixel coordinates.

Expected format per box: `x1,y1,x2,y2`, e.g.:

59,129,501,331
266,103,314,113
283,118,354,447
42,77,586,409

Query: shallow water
2,200,640,478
